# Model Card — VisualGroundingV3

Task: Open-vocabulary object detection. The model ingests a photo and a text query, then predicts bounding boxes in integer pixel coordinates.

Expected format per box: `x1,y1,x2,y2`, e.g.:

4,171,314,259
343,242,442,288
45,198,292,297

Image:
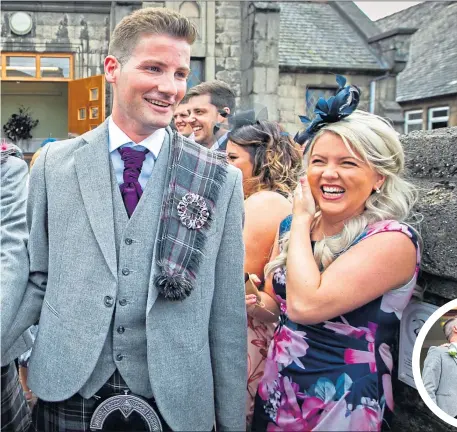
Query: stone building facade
0,0,410,152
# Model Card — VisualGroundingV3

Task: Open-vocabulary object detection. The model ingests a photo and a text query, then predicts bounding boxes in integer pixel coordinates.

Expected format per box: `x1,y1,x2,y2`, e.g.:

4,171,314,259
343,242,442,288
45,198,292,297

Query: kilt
1,363,32,432
31,370,170,432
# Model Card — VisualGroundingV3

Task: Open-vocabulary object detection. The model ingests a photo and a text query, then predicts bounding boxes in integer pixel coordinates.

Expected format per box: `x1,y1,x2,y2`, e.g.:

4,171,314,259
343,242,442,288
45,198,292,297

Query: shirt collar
108,116,165,159
210,131,228,151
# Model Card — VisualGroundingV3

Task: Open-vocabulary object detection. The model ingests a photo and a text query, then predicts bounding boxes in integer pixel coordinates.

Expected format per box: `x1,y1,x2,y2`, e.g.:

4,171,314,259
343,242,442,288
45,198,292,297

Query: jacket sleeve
1,145,50,357
422,346,442,404
210,169,247,431
1,157,29,340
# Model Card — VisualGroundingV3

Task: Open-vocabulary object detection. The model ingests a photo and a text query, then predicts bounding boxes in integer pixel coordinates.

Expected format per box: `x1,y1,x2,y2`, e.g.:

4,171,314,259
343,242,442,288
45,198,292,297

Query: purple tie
118,146,149,217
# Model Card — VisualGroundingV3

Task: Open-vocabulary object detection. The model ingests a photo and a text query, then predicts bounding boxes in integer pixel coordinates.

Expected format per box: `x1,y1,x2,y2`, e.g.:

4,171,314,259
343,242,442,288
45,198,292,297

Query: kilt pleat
1,363,32,432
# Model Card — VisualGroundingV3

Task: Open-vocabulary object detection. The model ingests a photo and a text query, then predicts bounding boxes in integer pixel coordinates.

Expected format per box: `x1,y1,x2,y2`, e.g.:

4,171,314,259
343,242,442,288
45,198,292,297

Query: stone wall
1,3,113,79
214,1,242,106
278,72,373,134
392,127,457,432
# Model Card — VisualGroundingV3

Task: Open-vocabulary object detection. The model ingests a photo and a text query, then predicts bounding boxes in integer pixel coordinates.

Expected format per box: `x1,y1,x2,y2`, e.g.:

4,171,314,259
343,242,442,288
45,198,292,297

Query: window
89,106,99,120
187,58,204,90
306,87,336,118
78,108,86,120
428,107,449,130
90,88,99,101
404,110,423,134
1,53,73,81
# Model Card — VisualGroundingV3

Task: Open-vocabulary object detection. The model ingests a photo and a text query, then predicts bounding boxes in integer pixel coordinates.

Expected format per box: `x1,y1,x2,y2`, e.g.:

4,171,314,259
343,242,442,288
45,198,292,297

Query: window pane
40,57,70,78
431,121,448,130
90,106,99,119
90,88,99,101
406,111,422,121
6,56,36,78
407,123,422,132
188,59,204,90
78,108,86,120
431,108,448,118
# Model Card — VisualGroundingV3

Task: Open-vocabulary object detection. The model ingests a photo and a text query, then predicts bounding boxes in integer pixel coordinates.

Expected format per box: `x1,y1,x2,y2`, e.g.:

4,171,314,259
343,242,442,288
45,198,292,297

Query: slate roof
279,2,387,71
376,1,453,33
395,2,457,102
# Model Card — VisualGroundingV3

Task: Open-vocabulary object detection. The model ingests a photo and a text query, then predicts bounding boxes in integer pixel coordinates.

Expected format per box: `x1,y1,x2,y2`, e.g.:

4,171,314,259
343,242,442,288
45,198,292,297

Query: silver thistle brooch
177,193,210,230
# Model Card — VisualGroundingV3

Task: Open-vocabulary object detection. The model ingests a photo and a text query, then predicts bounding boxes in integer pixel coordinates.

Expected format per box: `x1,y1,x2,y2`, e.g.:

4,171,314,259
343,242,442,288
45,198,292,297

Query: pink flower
348,400,383,431
274,326,309,369
382,374,394,412
323,320,366,339
378,343,393,372
343,322,378,372
258,326,309,400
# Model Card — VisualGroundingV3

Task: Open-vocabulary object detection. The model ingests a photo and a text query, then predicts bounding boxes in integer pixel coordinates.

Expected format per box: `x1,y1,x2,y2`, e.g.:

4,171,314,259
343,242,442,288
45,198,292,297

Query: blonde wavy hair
227,120,303,198
265,110,422,276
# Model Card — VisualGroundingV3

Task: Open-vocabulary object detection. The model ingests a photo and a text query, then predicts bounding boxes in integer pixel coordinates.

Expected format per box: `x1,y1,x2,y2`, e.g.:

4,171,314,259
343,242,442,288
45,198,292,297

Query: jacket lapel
74,120,117,279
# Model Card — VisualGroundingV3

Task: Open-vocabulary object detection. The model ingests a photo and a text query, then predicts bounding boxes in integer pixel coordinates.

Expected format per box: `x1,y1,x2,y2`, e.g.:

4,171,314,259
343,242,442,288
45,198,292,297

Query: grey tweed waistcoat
79,134,170,399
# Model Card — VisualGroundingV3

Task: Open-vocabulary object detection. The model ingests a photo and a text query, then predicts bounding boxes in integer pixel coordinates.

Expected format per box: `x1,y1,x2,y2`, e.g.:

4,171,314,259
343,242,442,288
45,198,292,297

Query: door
68,75,105,136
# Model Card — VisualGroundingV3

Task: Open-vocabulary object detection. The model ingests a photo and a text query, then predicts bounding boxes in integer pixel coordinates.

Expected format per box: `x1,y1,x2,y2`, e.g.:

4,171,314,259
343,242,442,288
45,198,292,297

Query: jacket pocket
44,298,60,318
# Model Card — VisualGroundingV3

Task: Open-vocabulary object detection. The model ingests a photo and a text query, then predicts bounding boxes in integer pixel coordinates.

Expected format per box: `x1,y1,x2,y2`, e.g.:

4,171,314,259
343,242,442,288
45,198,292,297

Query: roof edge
279,64,390,75
369,28,417,43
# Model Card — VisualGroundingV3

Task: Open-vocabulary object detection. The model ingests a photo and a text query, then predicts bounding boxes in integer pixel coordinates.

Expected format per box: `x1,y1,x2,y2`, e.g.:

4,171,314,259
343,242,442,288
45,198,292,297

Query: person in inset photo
422,312,457,419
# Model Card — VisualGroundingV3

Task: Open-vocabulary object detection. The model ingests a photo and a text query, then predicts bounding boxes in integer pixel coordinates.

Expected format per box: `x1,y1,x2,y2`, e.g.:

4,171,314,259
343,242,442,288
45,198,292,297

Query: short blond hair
109,7,197,63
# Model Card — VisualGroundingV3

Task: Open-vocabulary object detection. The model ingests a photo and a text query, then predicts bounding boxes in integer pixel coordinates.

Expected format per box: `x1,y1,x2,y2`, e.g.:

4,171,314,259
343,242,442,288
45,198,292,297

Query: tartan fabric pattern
154,131,228,300
1,363,31,432
31,370,168,432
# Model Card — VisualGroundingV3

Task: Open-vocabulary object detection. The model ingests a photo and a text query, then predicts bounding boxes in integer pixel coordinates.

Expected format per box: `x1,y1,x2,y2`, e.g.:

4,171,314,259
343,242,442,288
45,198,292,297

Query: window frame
428,106,449,130
1,52,74,82
404,109,423,134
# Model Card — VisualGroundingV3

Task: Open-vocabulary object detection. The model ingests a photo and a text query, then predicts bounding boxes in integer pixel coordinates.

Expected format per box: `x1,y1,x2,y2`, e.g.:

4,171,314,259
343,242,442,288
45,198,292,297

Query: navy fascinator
294,75,361,152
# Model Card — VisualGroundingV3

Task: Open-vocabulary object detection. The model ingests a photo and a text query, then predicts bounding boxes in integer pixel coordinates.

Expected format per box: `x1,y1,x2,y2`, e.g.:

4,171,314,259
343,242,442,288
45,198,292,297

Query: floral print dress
252,217,420,431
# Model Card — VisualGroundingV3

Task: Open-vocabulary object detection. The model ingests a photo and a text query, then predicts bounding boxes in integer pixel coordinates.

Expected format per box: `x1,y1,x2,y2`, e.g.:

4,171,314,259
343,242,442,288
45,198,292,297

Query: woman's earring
375,187,381,194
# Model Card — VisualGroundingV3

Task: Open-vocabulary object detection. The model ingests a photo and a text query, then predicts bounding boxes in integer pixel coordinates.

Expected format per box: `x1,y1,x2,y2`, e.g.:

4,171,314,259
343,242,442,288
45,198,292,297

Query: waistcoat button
122,268,130,276
125,238,133,245
119,298,127,306
104,296,114,307
116,353,124,361
117,326,125,334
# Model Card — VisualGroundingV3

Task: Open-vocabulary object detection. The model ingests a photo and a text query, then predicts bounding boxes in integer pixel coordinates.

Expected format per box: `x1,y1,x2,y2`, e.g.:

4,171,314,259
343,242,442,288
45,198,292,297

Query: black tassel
154,268,194,301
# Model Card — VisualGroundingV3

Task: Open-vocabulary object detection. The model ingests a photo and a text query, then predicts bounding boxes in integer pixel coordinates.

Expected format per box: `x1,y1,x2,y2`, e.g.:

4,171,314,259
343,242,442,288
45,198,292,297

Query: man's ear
105,55,120,84
218,107,230,121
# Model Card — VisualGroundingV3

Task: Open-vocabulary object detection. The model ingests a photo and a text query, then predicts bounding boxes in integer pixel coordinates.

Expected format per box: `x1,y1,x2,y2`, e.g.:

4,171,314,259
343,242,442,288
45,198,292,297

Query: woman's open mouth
320,185,346,200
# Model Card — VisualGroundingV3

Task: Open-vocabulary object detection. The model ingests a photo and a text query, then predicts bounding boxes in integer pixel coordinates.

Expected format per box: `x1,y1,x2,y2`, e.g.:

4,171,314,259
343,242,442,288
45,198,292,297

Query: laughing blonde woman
252,77,422,432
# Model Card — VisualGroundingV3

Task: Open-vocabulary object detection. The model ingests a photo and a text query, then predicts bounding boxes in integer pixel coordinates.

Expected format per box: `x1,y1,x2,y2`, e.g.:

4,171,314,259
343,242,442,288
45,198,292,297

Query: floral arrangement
2,106,39,143
449,344,457,358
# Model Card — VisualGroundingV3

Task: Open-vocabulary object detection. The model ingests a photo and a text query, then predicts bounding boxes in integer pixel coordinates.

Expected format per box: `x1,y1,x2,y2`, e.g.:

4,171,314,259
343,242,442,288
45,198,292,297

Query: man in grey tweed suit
2,7,247,432
422,317,457,418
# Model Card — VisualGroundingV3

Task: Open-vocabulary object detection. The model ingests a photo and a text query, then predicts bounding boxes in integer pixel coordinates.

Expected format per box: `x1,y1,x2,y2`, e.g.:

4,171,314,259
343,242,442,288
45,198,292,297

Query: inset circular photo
413,299,457,427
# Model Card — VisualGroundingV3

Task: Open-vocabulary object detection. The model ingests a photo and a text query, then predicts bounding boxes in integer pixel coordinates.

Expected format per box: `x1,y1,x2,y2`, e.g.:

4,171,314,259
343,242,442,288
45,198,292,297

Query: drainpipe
369,72,390,115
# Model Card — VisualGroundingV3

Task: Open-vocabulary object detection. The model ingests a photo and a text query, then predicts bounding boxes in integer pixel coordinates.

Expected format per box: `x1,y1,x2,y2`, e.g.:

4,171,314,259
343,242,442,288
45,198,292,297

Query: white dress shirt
108,117,165,189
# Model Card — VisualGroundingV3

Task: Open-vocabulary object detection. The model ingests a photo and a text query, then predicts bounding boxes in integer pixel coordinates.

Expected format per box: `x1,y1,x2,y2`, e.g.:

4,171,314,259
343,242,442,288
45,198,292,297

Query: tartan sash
154,130,228,301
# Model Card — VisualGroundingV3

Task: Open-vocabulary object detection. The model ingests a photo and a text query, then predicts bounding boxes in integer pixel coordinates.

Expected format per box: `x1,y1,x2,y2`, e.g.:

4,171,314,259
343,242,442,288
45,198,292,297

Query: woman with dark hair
226,119,302,428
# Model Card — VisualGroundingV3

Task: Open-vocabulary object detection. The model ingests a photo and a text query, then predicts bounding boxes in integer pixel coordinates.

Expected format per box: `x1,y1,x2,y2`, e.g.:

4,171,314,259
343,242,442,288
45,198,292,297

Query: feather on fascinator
1,139,24,164
294,75,361,153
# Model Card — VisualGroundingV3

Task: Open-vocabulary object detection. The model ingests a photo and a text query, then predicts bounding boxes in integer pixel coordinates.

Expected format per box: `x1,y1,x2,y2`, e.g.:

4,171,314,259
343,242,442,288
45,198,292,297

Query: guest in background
187,80,235,151
252,76,422,431
422,317,457,418
0,140,32,432
172,95,194,138
226,115,302,428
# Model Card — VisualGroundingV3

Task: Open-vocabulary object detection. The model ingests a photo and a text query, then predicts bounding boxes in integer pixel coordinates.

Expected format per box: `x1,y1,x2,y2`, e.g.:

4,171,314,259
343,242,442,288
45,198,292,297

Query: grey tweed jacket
422,345,457,417
2,120,247,431
1,155,33,366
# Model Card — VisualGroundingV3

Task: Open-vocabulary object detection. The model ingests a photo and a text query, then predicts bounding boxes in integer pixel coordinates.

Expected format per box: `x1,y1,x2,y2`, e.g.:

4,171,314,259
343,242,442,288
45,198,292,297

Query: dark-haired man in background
187,80,235,151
